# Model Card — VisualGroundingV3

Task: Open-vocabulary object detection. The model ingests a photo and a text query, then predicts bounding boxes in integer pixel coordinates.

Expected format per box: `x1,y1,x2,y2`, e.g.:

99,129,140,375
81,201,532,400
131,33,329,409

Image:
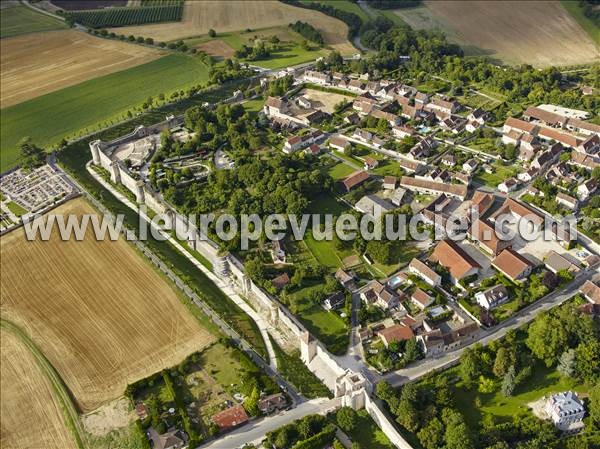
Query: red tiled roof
537,127,581,148
377,324,414,344
580,280,600,304
492,248,534,280
430,240,480,280
212,405,249,431
342,170,370,191
490,198,544,227
469,219,511,255
504,117,538,134
411,288,433,307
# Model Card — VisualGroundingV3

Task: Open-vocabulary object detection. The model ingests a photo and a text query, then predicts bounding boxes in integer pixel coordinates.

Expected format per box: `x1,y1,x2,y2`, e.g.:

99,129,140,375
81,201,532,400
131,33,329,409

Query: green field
337,409,395,449
5,201,27,216
1,53,209,171
185,26,330,69
474,162,519,188
561,0,600,45
302,0,370,23
0,4,67,38
326,161,356,180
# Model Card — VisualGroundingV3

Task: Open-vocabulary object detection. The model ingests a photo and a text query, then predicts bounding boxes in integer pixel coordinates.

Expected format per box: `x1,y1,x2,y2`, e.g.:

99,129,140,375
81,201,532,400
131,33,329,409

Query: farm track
1,320,86,449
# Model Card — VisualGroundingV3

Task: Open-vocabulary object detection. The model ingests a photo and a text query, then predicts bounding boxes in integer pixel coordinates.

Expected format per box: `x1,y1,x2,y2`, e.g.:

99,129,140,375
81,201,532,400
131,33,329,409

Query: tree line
289,20,324,45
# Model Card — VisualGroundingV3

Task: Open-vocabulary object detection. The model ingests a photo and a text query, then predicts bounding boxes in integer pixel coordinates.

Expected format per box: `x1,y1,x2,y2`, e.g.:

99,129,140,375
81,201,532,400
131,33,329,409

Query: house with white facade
545,391,585,432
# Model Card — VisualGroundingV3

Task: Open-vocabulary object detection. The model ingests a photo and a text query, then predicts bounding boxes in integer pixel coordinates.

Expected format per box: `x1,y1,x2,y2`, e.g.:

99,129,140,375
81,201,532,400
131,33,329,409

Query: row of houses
503,116,599,153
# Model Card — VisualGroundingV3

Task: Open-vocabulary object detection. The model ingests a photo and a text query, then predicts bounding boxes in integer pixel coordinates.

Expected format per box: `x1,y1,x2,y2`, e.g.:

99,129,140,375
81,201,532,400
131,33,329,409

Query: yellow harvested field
0,198,214,412
298,88,354,114
394,1,599,67
110,0,355,54
1,331,78,449
1,29,165,107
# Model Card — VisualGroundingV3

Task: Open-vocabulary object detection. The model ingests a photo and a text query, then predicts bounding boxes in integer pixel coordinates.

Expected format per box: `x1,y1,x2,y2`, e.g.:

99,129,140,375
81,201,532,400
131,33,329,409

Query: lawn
1,53,209,171
474,163,518,188
332,150,363,168
370,243,420,277
185,26,330,69
301,304,348,355
561,0,600,45
5,201,27,216
0,4,67,38
424,362,589,429
370,159,405,177
325,161,356,180
307,192,349,216
242,40,329,70
304,234,345,269
270,337,331,399
341,410,395,449
242,97,266,115
287,283,349,355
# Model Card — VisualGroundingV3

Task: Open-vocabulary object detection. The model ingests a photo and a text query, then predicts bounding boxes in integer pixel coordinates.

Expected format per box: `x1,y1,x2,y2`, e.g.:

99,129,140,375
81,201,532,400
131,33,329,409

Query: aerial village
84,61,600,383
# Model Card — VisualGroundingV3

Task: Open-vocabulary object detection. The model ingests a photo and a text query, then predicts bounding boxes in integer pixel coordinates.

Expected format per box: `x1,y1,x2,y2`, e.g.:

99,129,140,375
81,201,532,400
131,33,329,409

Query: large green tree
526,313,568,367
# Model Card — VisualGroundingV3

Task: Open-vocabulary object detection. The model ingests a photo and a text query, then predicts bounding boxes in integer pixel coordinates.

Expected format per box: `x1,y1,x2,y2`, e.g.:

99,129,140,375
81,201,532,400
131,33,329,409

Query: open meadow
0,198,215,412
1,30,165,108
394,1,599,66
0,330,78,449
0,2,67,38
109,0,355,54
0,52,208,171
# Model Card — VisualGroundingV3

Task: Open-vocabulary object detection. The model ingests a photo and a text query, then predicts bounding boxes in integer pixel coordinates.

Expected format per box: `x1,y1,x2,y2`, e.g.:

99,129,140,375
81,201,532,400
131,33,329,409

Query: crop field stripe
67,3,183,28
0,53,209,171
0,4,68,38
1,320,86,449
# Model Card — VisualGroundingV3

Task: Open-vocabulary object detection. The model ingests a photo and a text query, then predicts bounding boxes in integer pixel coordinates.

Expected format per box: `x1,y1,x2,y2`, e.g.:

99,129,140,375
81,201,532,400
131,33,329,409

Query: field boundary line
0,319,87,449
22,0,66,21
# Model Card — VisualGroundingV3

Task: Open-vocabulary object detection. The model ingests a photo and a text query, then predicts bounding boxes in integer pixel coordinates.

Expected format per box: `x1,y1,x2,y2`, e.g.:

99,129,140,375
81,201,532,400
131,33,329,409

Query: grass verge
270,337,332,399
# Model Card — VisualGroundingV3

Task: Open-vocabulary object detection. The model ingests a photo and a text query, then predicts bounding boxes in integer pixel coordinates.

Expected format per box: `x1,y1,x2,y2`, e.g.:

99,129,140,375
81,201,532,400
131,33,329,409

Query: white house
392,125,416,140
462,159,478,173
577,179,598,201
302,70,331,85
556,192,579,211
408,258,441,287
475,284,509,310
329,135,350,152
545,391,586,432
498,178,518,193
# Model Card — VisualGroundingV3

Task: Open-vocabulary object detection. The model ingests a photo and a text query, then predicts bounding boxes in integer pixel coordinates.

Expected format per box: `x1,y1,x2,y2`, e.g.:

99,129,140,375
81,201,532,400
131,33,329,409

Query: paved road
383,270,598,386
198,398,341,449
